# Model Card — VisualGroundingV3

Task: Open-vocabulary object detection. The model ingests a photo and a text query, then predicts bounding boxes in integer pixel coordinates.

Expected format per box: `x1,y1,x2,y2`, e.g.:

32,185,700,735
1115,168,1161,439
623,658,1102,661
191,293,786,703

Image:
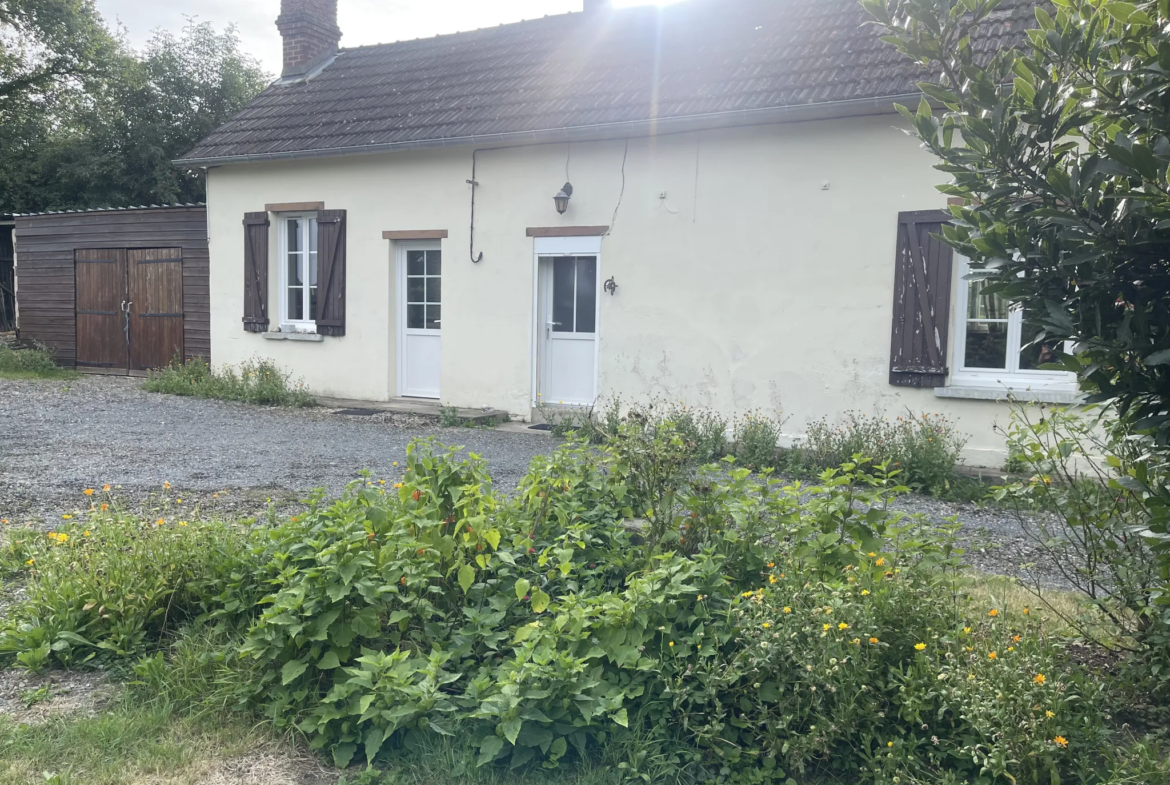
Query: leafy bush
994,406,1170,691
0,496,255,669
733,410,783,470
801,411,968,492
141,356,315,407
1,432,1164,783
0,343,75,379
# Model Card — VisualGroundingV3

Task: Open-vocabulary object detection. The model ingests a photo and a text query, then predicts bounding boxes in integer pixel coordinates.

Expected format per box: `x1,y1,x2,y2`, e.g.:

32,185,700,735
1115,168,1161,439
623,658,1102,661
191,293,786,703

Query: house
13,205,211,372
177,0,1076,467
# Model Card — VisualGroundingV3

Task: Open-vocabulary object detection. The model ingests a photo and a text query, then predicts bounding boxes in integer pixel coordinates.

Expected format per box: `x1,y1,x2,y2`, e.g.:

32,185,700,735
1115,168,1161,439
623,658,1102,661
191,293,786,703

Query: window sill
934,385,1084,404
263,331,323,343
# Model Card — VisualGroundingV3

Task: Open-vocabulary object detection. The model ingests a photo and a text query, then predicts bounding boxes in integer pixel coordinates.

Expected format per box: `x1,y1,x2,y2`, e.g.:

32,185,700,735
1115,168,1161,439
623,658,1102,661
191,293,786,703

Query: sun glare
611,0,688,7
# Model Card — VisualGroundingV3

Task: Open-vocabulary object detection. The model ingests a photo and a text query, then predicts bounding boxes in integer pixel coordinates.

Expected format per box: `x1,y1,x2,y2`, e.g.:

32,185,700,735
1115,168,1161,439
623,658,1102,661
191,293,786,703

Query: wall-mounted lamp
604,276,618,296
554,182,573,214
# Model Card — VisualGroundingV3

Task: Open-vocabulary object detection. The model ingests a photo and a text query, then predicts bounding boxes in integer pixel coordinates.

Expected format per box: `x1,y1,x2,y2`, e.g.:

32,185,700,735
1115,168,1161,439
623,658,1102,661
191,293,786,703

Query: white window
951,256,1076,390
280,214,318,331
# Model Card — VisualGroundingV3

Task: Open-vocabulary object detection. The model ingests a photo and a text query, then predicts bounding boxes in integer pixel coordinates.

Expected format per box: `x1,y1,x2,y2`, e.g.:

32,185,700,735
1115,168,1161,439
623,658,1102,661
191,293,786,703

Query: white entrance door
538,255,598,405
398,243,441,398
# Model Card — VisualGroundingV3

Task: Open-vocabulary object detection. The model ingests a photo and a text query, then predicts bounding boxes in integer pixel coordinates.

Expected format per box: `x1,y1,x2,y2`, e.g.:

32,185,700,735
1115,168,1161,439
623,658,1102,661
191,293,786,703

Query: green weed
141,356,315,407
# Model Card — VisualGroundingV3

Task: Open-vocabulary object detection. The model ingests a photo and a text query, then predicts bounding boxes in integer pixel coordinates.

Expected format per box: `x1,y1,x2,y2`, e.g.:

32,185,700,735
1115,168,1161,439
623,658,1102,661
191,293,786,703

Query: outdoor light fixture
554,182,573,214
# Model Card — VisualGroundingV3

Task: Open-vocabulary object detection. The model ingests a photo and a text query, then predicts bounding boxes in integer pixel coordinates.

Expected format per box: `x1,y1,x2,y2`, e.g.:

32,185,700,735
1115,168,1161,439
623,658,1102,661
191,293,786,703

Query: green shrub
0,496,258,668
0,343,75,379
801,411,968,492
733,409,782,470
142,356,315,407
1,432,1163,783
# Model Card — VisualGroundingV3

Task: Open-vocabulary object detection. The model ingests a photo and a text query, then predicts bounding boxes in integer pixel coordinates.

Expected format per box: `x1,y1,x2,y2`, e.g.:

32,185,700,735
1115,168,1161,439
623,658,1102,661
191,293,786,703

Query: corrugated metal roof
178,0,1036,165
14,204,206,218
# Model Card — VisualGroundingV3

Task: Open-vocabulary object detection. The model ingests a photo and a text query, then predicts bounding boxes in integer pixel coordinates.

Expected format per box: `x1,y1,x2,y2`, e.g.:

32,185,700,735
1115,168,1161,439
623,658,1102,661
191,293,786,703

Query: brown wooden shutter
316,209,346,336
242,212,270,333
889,210,954,388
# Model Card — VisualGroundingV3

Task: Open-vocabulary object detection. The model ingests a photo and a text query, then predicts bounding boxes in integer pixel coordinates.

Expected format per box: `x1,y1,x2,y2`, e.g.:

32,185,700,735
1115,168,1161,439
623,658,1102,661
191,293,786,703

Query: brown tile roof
178,0,1037,165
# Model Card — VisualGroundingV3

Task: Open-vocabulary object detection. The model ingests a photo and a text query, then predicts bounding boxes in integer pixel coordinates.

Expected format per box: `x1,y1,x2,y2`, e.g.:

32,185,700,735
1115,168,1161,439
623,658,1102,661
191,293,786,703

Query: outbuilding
13,205,210,373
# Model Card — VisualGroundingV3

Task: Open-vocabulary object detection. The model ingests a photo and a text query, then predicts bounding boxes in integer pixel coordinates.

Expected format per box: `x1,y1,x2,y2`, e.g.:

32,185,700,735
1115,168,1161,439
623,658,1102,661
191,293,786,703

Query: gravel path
0,375,1061,585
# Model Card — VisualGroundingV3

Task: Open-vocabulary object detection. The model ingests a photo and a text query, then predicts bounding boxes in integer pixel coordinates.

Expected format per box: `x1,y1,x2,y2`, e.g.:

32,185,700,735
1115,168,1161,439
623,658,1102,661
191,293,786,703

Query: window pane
309,218,318,254
575,257,597,333
426,304,441,330
407,250,425,276
287,219,302,253
552,257,575,333
967,279,1008,320
1019,320,1059,371
407,304,424,329
308,251,317,287
426,250,441,275
288,252,302,287
407,277,425,303
426,276,441,304
964,321,1008,368
288,287,303,321
309,286,318,321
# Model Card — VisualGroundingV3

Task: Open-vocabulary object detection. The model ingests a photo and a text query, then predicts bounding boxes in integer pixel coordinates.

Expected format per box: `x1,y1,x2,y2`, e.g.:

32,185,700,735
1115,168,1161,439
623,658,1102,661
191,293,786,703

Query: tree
0,0,118,102
865,0,1170,445
0,12,267,213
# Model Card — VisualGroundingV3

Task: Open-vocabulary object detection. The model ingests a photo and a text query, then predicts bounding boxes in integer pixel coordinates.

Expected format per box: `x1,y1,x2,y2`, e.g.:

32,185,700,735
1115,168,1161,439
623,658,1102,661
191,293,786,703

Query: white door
538,255,598,405
398,243,441,398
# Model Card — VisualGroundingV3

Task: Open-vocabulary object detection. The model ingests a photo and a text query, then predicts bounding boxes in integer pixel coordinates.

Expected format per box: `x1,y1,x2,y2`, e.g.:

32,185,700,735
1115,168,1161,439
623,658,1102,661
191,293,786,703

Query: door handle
545,320,561,337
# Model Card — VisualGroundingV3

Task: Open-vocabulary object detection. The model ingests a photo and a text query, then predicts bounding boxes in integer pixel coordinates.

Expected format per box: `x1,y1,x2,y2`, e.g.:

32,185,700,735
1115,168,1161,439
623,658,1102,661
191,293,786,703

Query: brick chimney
276,0,341,78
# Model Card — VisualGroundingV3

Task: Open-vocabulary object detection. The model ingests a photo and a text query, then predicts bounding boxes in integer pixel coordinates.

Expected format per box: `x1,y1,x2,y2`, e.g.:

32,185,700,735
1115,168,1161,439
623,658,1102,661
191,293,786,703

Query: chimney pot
277,0,341,78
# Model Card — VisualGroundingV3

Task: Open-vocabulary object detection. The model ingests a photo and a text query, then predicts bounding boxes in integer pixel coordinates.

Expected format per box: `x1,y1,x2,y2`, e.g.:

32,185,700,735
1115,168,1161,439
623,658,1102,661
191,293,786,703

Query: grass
0,695,311,785
0,344,77,381
142,357,315,407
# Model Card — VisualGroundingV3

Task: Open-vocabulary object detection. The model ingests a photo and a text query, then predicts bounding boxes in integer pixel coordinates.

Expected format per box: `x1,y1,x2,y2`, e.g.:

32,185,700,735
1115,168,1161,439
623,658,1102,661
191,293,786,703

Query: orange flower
1054,736,1068,748
156,518,165,526
988,608,999,617
103,484,111,492
163,481,171,489
869,637,879,644
1012,634,1021,643
83,488,94,496
101,503,108,511
1033,674,1046,685
988,651,997,660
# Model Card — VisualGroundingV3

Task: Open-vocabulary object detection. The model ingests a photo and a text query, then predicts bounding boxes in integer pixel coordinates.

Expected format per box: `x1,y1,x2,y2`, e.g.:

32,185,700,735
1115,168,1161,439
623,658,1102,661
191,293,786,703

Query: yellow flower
869,637,879,644
47,532,57,540
914,643,926,651
1033,674,1046,685
742,591,753,598
851,638,860,645
769,575,777,584
782,607,792,614
394,483,404,489
868,552,877,558
668,641,674,647
1046,710,1055,718
62,514,72,520
988,651,997,660
83,531,90,537
393,461,399,466
179,521,188,527
83,488,94,496
697,595,706,601
25,558,34,566
963,627,971,634
838,622,849,631
156,518,165,526
1007,646,1015,652
176,498,182,504
988,608,999,617
887,741,894,748
860,589,870,596
1054,736,1068,748
823,623,831,632
875,557,885,566
57,534,68,543
767,562,775,568
762,623,771,629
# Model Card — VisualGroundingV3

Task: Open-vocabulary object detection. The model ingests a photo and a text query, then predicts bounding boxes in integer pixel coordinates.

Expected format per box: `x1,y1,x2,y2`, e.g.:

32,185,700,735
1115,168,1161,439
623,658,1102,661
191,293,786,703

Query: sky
89,0,636,77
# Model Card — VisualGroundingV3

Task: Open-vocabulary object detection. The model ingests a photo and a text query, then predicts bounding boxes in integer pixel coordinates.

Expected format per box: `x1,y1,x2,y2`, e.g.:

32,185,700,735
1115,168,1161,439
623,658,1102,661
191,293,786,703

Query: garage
13,205,209,373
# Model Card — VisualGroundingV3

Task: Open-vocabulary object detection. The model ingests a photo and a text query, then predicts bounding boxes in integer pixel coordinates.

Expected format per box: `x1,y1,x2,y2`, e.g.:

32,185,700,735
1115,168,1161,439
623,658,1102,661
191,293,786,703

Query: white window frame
951,256,1077,391
278,212,318,333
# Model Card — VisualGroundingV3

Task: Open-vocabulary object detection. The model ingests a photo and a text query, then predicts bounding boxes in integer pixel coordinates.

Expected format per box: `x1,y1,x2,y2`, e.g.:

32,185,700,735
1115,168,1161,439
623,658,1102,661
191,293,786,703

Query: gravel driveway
0,375,1062,586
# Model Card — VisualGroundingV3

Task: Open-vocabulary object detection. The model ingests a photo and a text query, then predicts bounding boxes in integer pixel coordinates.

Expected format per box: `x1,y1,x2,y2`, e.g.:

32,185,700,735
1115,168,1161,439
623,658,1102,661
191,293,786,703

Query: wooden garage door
128,249,184,371
75,249,128,372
